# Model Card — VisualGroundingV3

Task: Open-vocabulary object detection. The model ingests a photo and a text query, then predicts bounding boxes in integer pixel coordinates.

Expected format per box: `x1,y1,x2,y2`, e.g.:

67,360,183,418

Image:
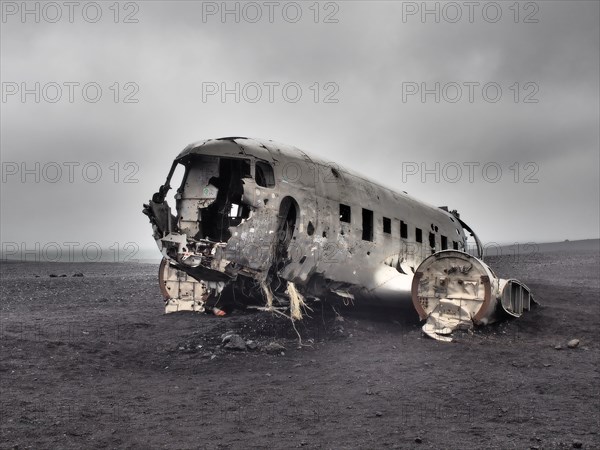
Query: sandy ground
1,241,599,449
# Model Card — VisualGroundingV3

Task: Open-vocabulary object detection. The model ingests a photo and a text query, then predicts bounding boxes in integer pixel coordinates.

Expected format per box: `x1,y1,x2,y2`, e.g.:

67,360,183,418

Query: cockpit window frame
255,160,276,188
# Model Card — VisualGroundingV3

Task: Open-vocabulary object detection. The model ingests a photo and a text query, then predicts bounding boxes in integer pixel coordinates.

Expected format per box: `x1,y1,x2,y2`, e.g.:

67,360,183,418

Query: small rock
245,340,258,350
334,315,344,322
375,411,382,417
220,331,236,342
366,388,374,395
572,440,583,448
210,354,216,360
223,334,246,351
332,325,345,337
263,342,286,355
415,437,422,444
265,372,272,377
293,363,302,368
567,339,580,349
72,273,84,277
554,344,563,350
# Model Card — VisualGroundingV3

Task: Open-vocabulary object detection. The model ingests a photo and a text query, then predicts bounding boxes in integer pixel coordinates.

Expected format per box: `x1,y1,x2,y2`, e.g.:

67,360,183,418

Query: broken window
416,227,422,243
383,217,391,234
165,162,188,210
441,235,448,250
362,208,374,241
199,158,251,241
255,161,275,188
429,232,436,250
400,220,408,239
339,204,351,223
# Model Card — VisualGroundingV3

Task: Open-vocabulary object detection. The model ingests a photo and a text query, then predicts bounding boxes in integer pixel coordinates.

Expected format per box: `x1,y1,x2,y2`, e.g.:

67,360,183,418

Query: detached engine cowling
411,250,536,341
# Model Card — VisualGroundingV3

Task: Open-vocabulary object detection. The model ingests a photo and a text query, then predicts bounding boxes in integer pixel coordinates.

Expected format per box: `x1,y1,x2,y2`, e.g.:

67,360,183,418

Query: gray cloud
1,0,598,252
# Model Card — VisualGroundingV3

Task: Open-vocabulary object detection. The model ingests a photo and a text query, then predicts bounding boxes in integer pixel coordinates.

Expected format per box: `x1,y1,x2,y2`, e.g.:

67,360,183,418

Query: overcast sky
1,1,598,260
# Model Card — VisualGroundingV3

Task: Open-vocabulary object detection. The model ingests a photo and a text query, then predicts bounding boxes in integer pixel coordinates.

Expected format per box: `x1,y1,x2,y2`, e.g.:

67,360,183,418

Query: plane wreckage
143,137,536,341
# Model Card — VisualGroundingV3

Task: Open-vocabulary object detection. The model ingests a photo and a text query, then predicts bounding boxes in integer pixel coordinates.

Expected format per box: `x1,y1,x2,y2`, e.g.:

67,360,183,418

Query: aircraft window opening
339,204,351,223
429,232,436,250
255,161,275,188
362,208,374,242
199,157,250,242
441,235,448,250
416,228,423,243
383,217,391,234
400,221,408,239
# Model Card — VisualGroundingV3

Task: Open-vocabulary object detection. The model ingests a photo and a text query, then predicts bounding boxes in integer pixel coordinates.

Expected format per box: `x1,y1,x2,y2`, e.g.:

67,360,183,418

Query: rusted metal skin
412,250,536,341
143,137,532,334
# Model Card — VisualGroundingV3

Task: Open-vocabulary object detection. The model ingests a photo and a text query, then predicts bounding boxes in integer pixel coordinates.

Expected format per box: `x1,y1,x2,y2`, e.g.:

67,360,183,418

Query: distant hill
493,239,599,255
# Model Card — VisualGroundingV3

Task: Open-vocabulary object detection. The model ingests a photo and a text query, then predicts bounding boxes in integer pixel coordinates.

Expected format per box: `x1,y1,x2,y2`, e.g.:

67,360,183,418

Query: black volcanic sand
1,242,599,449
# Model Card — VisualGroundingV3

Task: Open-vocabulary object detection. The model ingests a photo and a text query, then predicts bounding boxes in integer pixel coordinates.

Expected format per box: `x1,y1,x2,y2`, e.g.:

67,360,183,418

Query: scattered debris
263,342,286,355
222,333,246,351
332,324,345,338
212,307,227,317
